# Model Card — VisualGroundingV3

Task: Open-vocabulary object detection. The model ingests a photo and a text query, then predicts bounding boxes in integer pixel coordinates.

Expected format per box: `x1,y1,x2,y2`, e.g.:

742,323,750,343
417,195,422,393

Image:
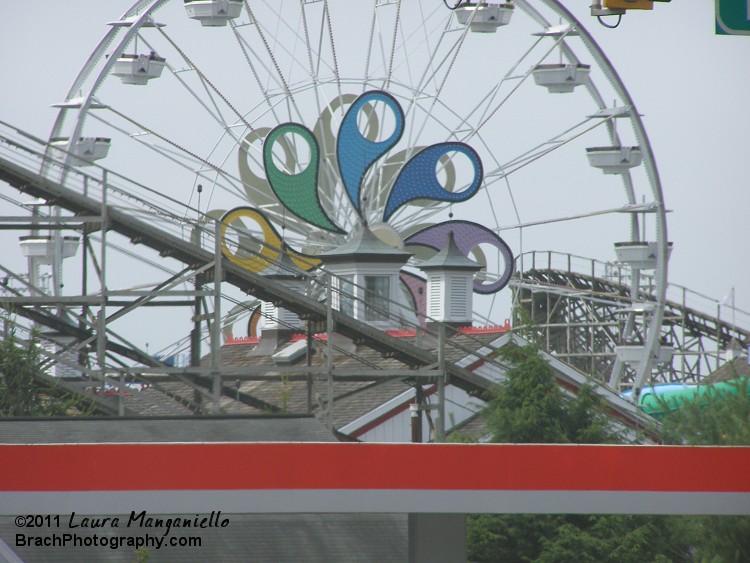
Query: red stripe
1,443,748,493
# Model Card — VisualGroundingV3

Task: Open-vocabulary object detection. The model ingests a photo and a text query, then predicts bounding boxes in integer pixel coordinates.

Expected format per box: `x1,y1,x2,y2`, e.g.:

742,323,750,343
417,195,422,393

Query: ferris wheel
47,0,669,392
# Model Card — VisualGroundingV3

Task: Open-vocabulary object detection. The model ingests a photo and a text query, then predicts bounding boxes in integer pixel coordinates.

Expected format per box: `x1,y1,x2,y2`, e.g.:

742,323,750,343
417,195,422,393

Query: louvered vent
449,276,467,319
428,280,441,317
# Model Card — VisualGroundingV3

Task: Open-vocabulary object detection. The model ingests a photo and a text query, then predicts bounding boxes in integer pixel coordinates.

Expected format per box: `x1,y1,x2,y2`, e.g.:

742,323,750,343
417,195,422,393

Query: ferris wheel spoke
243,4,293,101
103,107,239,186
387,204,445,234
230,27,289,129
91,110,274,218
370,5,393,88
451,40,544,141
156,27,259,136
321,0,343,108
362,1,378,89
299,2,330,142
297,5,345,205
401,28,468,149
394,4,452,101
485,114,616,184
383,0,402,91
491,204,640,234
253,5,327,119
300,0,319,81
155,48,239,137
48,0,668,386
459,32,578,147
248,5,324,130
231,28,294,114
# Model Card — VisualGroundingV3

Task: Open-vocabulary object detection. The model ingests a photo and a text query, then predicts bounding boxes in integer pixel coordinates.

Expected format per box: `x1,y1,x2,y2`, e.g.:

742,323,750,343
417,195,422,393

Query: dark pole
306,322,313,414
410,384,423,443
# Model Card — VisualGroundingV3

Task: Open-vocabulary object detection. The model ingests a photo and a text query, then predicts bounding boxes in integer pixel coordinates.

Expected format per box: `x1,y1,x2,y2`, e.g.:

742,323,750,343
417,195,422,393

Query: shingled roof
703,354,750,383
201,326,512,434
49,320,654,444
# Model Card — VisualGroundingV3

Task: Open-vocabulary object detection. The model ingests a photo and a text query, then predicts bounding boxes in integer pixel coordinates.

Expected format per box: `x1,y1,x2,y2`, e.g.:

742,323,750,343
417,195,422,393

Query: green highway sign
716,0,750,35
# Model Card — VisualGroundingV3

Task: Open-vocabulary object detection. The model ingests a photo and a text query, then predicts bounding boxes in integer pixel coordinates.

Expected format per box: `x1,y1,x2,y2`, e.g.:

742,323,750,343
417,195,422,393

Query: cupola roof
320,227,412,264
418,231,482,271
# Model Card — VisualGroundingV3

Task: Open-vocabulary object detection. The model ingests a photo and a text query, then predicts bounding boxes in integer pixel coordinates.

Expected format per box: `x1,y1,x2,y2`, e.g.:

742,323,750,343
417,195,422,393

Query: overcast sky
0,1,747,350
571,1,749,322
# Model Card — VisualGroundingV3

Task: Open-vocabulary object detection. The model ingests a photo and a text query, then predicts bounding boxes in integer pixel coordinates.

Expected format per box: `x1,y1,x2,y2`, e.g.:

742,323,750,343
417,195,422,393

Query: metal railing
0,120,519,422
515,250,750,332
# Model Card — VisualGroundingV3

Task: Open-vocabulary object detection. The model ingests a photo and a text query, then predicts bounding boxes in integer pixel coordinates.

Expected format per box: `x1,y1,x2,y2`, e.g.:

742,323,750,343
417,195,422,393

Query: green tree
482,343,620,444
658,378,750,562
468,343,688,562
660,377,750,446
0,324,78,416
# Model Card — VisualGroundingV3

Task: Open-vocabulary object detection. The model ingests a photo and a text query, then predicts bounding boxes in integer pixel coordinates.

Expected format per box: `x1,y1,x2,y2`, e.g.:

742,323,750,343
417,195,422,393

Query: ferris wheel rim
49,0,668,389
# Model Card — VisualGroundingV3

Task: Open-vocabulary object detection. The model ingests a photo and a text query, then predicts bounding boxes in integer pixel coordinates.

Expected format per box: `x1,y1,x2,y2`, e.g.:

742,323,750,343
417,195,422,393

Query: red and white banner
2,443,749,515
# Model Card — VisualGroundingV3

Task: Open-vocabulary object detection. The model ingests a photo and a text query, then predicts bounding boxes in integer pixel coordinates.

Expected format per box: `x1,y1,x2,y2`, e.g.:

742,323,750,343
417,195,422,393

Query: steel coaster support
436,322,446,443
96,170,109,407
211,219,222,414
326,272,334,430
0,132,527,407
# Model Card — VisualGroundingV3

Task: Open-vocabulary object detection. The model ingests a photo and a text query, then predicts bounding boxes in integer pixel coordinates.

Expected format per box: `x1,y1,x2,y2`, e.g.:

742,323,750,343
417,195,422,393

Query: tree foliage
657,378,750,562
482,343,620,445
468,342,690,562
660,377,750,446
0,324,78,416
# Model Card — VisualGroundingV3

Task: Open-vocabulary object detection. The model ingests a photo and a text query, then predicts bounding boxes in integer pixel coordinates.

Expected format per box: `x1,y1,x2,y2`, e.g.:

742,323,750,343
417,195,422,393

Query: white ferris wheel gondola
45,0,670,394
183,0,243,27
454,2,515,32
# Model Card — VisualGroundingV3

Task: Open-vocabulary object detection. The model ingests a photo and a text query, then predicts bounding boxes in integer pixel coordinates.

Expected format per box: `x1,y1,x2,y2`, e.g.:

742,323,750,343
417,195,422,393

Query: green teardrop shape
263,123,344,234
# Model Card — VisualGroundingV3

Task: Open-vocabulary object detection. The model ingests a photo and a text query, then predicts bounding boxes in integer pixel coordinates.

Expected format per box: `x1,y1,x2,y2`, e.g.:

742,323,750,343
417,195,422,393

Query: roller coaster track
513,251,750,385
1,123,744,424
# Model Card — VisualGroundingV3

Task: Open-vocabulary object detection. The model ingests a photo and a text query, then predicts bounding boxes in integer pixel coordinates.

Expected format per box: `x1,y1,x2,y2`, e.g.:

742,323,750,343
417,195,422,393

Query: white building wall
42,337,81,378
355,384,481,443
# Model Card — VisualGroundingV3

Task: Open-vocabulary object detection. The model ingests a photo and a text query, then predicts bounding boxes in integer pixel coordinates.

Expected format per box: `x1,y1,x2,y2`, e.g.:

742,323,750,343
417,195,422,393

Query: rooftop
418,231,482,271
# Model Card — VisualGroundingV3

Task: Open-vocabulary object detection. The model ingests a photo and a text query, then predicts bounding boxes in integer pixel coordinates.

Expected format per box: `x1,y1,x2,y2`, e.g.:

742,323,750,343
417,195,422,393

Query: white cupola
260,251,307,332
320,227,412,330
417,232,481,328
